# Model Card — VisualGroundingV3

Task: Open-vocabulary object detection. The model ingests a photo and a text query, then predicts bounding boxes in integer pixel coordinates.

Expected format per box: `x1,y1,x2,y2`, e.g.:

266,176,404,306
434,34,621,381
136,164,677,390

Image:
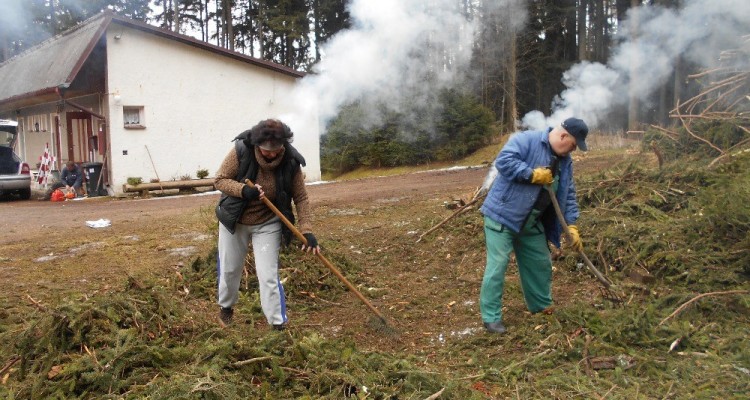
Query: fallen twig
416,198,480,243
600,384,618,399
26,294,45,310
232,356,273,367
658,290,749,326
0,355,20,376
423,387,445,400
458,373,484,381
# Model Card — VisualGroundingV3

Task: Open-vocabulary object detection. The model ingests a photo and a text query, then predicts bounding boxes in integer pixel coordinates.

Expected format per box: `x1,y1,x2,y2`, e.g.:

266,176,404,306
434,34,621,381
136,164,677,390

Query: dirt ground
0,158,623,355
0,167,488,238
0,168,486,241
0,167,502,344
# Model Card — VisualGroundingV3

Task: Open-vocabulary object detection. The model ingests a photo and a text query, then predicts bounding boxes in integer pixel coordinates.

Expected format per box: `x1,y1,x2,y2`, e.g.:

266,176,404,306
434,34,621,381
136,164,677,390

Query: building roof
0,11,304,109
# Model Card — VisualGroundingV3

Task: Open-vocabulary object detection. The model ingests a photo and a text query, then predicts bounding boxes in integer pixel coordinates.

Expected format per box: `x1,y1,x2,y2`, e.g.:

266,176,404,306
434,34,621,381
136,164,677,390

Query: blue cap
561,117,589,151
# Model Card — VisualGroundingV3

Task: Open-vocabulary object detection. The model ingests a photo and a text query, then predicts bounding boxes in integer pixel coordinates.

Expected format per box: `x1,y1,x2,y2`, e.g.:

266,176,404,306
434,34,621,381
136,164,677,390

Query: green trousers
480,215,553,323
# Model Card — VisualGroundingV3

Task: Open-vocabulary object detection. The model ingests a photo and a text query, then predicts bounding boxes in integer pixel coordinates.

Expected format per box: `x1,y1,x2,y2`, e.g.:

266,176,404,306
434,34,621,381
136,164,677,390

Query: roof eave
0,87,60,110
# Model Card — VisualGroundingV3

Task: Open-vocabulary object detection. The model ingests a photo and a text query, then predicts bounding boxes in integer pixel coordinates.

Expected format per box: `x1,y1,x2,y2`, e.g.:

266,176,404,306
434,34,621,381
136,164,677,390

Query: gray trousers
217,217,287,325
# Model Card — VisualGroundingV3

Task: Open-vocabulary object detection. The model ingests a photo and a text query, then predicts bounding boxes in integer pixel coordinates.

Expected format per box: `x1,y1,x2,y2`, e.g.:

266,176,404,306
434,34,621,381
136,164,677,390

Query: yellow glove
530,167,553,185
567,225,583,252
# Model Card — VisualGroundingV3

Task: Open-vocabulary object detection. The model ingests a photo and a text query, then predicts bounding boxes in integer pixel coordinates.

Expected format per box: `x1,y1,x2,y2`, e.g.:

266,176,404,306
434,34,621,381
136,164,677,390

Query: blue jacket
480,128,580,248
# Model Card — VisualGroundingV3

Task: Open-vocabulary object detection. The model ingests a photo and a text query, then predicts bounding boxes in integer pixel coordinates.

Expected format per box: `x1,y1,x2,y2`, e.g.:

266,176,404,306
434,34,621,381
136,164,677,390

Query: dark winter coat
215,134,306,237
61,164,83,187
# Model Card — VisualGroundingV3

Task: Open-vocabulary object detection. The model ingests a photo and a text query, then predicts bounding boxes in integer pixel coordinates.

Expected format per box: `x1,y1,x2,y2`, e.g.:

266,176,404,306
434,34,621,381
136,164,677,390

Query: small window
123,106,145,129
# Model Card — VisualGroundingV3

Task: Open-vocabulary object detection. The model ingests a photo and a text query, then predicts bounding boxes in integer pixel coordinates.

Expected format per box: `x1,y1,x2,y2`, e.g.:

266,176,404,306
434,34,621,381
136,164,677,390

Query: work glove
567,225,583,252
530,167,554,185
302,233,320,254
241,184,260,200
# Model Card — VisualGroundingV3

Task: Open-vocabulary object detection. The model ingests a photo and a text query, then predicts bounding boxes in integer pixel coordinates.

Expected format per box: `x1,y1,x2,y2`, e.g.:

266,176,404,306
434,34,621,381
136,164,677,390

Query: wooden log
122,178,215,193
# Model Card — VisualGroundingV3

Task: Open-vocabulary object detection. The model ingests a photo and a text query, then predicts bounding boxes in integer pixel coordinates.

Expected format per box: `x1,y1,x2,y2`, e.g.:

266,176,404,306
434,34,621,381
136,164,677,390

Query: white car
0,120,31,200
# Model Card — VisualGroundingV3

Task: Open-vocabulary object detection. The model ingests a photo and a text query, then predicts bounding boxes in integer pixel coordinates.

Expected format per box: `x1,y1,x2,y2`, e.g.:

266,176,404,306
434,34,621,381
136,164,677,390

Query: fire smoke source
522,0,750,131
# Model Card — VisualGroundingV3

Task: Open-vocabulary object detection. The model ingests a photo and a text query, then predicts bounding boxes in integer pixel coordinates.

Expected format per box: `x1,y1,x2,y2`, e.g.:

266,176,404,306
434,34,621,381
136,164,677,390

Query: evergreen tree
0,0,151,63
311,0,349,62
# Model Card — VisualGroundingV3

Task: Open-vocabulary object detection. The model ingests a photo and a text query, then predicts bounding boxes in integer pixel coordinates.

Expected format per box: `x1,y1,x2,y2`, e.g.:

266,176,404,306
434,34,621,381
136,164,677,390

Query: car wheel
19,188,31,200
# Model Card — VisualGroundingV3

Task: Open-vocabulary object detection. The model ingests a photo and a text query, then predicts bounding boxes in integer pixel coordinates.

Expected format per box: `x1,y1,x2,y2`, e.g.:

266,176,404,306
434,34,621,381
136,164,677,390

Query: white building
0,11,320,195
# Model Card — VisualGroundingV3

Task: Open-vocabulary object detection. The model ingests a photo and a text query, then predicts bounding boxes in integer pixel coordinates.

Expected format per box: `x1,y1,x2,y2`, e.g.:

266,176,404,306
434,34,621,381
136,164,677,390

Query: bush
321,89,495,176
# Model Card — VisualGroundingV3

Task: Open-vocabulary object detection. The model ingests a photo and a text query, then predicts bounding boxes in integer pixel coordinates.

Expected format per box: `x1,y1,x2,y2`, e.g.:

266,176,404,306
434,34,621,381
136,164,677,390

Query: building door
65,112,93,163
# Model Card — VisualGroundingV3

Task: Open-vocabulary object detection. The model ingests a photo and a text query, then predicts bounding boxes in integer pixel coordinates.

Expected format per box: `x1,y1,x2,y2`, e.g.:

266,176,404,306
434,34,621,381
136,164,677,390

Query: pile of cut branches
648,36,750,166
0,273,461,399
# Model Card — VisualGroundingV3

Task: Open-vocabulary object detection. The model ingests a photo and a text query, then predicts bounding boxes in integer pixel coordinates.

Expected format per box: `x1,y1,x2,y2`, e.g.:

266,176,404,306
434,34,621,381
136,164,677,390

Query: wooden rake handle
545,185,612,289
244,179,389,324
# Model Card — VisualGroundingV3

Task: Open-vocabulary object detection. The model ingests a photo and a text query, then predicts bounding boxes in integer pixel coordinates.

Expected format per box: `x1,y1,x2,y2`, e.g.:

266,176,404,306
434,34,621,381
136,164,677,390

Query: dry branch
708,136,750,167
423,388,446,400
232,356,273,367
416,197,480,243
0,356,20,376
665,53,749,160
678,114,726,155
658,290,749,326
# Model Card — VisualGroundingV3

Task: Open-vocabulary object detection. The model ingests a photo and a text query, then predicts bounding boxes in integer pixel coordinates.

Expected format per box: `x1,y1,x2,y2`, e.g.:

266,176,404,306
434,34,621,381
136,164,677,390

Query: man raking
479,117,589,334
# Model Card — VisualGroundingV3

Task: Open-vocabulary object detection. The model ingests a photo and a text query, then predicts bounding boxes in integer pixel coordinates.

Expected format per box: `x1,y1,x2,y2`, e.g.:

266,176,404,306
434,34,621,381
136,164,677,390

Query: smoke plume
282,0,526,135
523,0,750,131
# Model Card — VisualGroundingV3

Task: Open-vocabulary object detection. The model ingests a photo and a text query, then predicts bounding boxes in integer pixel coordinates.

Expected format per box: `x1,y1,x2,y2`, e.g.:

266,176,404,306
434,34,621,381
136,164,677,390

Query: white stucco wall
105,25,320,194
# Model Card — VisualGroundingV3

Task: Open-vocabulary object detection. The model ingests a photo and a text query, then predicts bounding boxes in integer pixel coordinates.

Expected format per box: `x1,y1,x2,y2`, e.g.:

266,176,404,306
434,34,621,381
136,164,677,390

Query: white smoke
522,0,750,131
0,0,52,58
281,0,526,135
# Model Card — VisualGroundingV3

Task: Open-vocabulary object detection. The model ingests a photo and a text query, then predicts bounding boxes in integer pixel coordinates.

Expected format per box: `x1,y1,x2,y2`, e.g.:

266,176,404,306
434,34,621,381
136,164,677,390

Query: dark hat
248,119,293,151
561,117,589,151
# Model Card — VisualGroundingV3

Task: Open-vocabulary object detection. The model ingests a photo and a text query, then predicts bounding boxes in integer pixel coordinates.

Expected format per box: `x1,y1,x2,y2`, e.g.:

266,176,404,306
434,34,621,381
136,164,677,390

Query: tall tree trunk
215,0,221,46
563,0,577,61
173,0,180,33
165,0,173,30
199,0,205,41
658,75,668,125
627,0,641,131
247,3,255,57
506,27,518,128
313,0,321,62
593,0,605,61
578,0,587,61
222,0,234,50
258,3,265,58
672,55,683,125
